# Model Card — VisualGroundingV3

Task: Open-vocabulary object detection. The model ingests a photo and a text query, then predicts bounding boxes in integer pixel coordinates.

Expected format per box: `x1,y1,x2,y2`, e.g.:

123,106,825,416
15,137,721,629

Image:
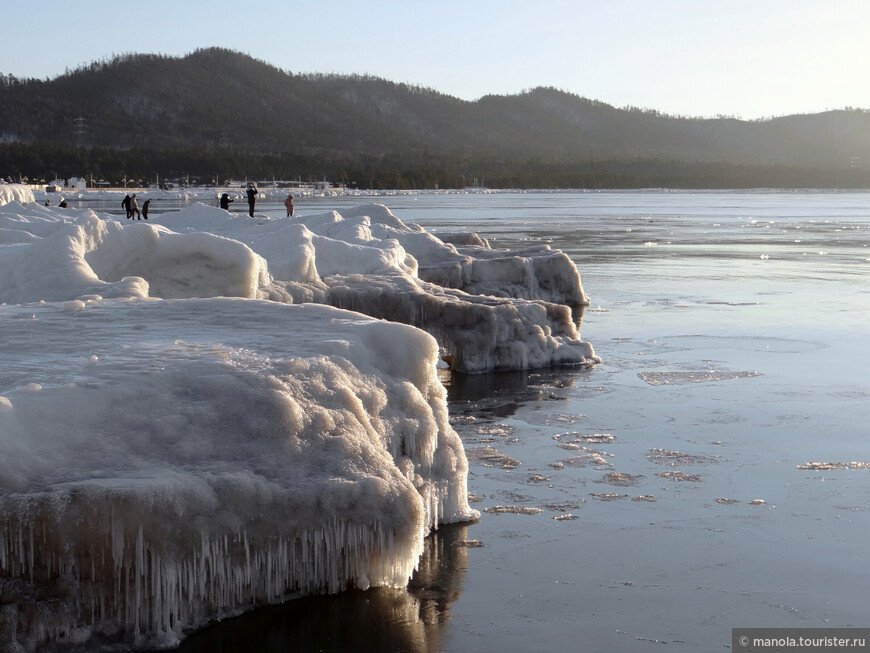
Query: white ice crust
0,197,595,650
0,200,597,372
0,184,34,206
0,299,476,650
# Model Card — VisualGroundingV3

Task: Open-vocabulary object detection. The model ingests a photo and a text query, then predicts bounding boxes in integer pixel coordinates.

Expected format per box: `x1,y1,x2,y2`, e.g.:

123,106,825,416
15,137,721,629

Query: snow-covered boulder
0,298,477,651
0,201,598,372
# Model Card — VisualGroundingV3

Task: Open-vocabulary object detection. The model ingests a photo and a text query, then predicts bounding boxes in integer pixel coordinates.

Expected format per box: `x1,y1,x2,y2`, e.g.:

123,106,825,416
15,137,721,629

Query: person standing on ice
130,194,141,219
142,198,151,220
245,183,257,217
219,193,233,211
122,194,132,219
284,193,294,217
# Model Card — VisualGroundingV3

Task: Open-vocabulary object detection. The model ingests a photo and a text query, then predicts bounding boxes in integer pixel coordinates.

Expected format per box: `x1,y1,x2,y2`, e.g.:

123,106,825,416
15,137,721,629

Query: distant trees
3,48,870,188
3,139,870,190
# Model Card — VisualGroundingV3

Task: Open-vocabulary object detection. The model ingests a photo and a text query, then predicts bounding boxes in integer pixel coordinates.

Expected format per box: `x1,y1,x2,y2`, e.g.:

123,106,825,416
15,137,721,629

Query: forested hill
2,47,870,187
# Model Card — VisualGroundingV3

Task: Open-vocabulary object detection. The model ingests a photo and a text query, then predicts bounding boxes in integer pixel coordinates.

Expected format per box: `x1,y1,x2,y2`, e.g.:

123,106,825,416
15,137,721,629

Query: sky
3,0,870,119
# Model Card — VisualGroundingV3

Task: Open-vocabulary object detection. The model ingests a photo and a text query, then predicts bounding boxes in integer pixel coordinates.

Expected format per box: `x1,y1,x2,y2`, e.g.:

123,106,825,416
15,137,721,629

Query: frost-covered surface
0,197,596,650
321,204,589,305
327,272,595,372
0,298,476,651
0,184,34,206
421,241,590,306
0,201,596,372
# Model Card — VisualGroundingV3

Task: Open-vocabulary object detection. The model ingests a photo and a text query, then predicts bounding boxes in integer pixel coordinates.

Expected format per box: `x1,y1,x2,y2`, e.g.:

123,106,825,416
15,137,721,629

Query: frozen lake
158,189,870,652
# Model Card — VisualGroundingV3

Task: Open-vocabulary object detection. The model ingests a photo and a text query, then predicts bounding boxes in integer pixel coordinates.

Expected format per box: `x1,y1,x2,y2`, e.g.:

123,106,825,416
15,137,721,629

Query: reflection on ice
176,523,474,653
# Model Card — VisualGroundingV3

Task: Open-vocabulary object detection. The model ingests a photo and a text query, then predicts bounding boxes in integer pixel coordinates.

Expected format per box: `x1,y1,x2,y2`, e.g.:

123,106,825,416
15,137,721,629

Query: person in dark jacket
122,194,132,219
220,193,233,211
142,199,151,220
245,184,257,217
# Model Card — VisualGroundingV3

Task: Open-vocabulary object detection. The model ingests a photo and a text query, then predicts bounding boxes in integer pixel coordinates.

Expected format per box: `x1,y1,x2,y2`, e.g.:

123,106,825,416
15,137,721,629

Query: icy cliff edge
0,201,598,373
0,299,477,651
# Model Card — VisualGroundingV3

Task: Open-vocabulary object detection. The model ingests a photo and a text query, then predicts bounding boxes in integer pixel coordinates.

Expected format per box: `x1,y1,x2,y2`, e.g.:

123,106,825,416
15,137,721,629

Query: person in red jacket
284,193,294,217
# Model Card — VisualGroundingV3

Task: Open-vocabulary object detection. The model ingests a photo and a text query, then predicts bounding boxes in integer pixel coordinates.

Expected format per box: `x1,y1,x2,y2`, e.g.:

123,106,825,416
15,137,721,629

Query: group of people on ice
219,184,294,217
121,194,150,219
120,186,296,221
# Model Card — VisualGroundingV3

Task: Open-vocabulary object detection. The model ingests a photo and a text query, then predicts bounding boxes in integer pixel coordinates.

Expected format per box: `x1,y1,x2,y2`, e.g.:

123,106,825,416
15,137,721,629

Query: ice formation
0,200,598,372
0,184,34,206
0,196,595,650
0,299,476,650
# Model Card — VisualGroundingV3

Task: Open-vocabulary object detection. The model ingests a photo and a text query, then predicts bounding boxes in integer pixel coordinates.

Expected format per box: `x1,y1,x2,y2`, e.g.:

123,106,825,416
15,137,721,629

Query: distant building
313,179,346,190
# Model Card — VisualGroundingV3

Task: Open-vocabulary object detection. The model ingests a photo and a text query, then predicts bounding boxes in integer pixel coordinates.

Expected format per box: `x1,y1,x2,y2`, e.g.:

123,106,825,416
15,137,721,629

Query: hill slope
2,47,870,168
3,48,870,188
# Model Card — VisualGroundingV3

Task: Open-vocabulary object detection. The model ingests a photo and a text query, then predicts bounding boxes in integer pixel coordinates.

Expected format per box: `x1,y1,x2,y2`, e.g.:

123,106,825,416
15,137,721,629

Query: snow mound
0,298,476,651
0,197,596,650
327,270,595,372
0,201,598,372
0,184,34,206
419,240,590,306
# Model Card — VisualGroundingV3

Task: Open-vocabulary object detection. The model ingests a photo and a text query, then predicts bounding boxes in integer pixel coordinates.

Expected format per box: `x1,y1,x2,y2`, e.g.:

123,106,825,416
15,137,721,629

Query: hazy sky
4,0,869,119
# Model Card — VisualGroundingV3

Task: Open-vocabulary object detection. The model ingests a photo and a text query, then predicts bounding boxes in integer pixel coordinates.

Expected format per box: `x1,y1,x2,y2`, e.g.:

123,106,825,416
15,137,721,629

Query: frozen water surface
431,191,870,652
287,190,868,652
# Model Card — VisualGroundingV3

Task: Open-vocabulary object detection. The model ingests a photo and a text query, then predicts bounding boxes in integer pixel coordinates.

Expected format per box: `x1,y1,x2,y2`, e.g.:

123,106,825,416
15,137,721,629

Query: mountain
2,48,870,187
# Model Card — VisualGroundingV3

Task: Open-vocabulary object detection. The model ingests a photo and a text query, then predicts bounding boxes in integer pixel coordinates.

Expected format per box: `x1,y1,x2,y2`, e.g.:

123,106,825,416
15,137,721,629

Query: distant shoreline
23,185,870,204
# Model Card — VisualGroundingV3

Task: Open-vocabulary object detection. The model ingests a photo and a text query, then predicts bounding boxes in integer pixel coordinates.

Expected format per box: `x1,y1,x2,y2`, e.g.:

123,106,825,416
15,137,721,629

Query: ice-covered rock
0,201,597,372
0,298,476,651
417,240,590,306
0,196,598,650
326,270,596,372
